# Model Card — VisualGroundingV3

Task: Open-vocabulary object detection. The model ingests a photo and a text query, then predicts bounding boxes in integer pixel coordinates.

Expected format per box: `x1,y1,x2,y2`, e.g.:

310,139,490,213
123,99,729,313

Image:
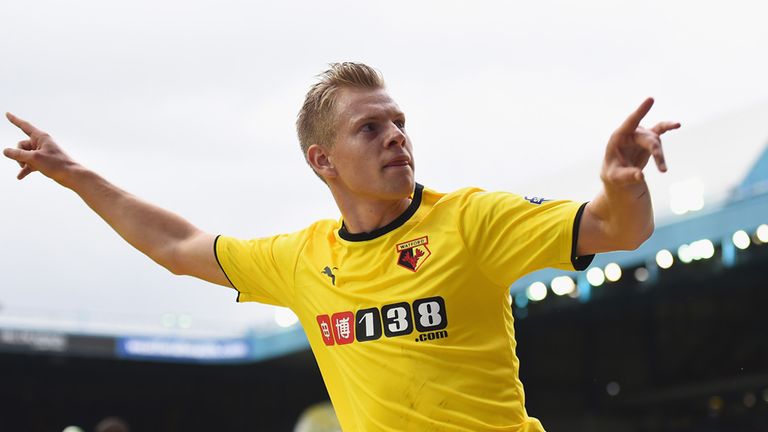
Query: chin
383,175,415,198
339,171,415,201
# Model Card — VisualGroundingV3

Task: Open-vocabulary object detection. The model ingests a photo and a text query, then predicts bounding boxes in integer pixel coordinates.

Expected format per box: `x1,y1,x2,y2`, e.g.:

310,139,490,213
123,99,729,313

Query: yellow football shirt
215,184,593,431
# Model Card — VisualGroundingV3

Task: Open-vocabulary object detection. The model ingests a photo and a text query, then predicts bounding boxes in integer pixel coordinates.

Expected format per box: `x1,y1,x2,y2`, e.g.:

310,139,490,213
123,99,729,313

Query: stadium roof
512,142,768,298
734,141,768,199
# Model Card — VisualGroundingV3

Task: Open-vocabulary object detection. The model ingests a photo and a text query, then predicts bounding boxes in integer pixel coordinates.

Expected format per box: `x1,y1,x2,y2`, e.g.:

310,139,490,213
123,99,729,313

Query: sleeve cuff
213,235,242,302
571,202,595,271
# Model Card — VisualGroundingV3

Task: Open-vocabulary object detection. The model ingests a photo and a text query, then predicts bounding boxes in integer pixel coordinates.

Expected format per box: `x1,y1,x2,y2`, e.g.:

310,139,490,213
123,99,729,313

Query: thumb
3,147,33,163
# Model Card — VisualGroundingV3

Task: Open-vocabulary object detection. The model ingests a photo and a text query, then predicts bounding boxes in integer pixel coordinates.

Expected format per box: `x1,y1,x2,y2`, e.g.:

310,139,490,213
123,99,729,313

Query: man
4,62,679,431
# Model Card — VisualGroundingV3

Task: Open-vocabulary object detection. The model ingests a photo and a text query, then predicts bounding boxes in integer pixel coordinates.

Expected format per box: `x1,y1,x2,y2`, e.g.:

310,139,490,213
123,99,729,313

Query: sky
1,0,768,338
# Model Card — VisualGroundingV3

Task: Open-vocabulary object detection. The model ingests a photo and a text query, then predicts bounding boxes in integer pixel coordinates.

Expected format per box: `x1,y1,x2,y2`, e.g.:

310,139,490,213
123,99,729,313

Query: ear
306,144,337,180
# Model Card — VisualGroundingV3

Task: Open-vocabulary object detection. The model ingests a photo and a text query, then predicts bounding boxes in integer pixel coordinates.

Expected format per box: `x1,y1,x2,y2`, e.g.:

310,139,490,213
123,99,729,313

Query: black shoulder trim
571,202,595,271
213,235,241,302
338,183,424,242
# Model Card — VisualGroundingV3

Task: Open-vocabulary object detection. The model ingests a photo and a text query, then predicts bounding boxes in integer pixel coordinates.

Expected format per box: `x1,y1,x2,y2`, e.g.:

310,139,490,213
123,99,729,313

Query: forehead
335,87,403,124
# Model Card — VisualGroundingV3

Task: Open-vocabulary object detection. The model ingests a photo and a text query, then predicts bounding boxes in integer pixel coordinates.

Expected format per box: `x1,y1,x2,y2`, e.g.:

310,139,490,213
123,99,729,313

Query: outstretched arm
577,98,681,255
3,112,231,287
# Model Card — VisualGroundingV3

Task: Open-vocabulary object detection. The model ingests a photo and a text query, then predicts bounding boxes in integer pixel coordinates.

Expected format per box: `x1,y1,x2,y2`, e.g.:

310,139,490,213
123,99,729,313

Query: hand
601,98,680,187
3,112,77,184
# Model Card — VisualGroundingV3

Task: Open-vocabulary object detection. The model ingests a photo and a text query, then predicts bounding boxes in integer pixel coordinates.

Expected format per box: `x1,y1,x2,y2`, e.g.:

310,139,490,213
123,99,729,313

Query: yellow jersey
215,184,592,431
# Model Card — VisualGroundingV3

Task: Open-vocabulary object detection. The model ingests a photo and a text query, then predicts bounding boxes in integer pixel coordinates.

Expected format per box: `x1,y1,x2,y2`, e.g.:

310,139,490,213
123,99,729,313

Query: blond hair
296,62,385,159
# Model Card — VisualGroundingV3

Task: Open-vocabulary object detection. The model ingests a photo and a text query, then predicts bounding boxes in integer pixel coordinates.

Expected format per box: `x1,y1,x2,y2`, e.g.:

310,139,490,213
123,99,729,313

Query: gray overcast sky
1,0,767,337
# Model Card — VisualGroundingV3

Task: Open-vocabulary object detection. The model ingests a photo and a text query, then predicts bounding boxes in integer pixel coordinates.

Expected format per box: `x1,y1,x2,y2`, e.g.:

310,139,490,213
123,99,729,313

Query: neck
332,189,414,235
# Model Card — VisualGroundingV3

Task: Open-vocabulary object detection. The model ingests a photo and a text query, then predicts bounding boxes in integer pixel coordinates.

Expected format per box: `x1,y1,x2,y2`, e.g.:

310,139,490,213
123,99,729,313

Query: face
320,87,415,201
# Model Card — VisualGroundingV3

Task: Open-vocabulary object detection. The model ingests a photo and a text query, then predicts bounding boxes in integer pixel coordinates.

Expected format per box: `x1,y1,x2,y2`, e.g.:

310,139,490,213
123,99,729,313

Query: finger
17,164,35,180
15,141,33,168
651,121,681,135
636,133,667,172
3,147,34,163
5,112,43,138
18,140,35,150
617,97,654,134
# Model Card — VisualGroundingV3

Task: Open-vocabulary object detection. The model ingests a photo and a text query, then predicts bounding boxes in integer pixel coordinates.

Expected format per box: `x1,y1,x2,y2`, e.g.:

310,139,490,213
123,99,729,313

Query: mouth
383,157,412,169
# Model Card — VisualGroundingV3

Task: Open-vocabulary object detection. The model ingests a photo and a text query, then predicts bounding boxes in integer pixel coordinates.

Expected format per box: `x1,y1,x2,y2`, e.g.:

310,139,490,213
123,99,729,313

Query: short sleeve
214,232,304,307
458,191,594,287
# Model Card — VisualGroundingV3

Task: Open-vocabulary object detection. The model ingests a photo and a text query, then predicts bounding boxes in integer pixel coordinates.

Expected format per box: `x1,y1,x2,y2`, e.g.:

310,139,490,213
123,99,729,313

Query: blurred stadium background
2,145,767,431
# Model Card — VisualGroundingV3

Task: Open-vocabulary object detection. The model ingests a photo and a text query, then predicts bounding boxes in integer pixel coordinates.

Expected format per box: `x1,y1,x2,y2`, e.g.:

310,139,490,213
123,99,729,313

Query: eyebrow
349,109,406,128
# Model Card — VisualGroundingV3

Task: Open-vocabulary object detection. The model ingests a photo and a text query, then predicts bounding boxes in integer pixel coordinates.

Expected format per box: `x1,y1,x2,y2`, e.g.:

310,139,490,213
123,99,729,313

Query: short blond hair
296,62,385,158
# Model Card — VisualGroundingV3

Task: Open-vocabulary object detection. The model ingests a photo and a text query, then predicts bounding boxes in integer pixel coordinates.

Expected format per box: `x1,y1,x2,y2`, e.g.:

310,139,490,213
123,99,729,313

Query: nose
385,122,406,148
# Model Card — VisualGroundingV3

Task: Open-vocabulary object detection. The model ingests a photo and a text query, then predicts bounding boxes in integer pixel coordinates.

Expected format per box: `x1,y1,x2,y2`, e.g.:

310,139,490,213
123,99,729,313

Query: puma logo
321,266,338,286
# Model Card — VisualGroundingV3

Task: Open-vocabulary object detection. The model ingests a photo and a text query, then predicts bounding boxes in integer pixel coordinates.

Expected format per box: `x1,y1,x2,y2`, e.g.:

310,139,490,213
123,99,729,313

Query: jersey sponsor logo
316,315,335,346
331,312,355,345
396,236,431,272
524,196,551,205
321,266,338,285
315,296,448,346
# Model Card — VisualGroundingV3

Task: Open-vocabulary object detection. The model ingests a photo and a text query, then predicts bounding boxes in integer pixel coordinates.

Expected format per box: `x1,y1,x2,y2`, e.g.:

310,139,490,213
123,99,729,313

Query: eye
360,123,376,133
394,119,405,129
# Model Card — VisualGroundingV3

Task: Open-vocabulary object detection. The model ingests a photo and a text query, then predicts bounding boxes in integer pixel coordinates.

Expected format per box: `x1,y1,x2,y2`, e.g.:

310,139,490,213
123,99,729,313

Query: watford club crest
396,236,432,272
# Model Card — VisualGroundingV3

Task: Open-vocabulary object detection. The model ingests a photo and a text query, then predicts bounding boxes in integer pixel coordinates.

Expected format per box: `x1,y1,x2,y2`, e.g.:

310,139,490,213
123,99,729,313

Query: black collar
338,183,424,242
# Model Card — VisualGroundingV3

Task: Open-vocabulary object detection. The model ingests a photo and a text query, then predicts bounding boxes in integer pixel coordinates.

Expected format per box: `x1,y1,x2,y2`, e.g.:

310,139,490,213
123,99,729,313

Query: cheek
335,150,377,175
